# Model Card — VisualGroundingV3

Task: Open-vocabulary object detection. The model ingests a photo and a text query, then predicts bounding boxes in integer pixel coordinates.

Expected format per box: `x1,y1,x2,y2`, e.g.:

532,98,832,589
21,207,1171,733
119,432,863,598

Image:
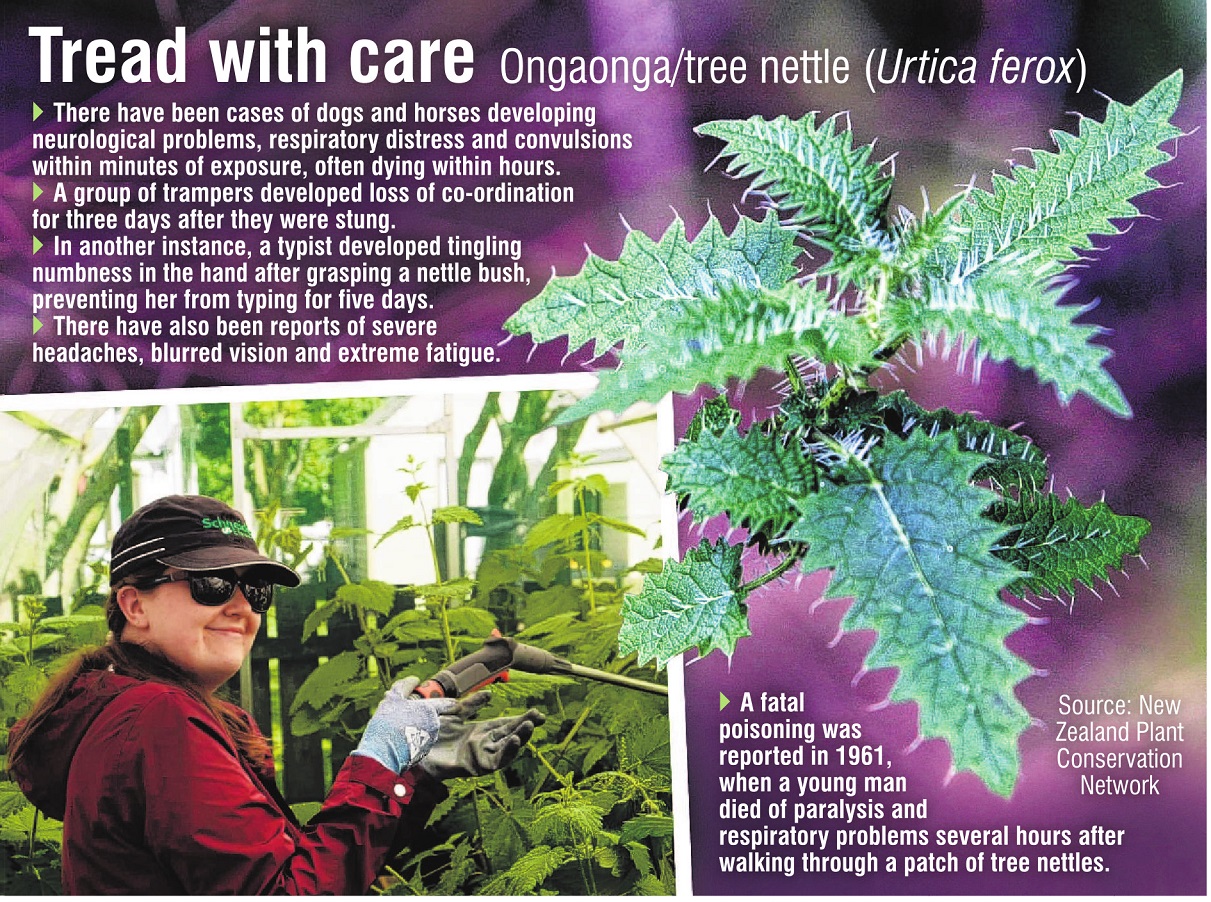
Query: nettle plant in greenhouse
507,72,1182,795
290,458,674,894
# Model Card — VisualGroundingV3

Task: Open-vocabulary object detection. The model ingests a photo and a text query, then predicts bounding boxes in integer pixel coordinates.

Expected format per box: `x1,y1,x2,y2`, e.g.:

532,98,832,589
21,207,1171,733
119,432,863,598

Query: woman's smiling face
116,569,260,692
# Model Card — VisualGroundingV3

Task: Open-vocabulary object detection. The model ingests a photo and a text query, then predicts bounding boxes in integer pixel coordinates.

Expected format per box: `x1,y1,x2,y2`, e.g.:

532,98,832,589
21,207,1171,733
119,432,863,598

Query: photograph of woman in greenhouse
8,493,544,894
0,386,673,894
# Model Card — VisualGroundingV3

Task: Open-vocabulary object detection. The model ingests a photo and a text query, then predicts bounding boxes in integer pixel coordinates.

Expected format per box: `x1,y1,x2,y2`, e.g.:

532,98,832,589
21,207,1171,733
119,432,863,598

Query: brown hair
8,584,270,772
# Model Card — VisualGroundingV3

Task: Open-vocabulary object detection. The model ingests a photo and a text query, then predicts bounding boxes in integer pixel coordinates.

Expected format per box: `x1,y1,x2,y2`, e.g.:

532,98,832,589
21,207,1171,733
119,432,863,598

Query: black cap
109,495,301,587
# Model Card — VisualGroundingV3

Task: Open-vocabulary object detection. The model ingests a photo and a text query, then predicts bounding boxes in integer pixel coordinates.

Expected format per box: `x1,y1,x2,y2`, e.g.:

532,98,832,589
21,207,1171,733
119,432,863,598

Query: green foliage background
288,462,674,895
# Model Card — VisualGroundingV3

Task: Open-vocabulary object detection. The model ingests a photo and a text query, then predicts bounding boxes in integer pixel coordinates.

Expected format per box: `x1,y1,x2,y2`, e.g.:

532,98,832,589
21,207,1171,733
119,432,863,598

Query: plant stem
783,355,807,394
480,784,529,830
470,784,491,876
577,810,600,895
28,808,38,866
437,601,455,667
532,747,570,786
576,832,598,896
529,702,595,800
330,551,393,687
21,597,43,666
738,547,805,595
869,314,912,364
414,493,457,665
583,768,654,809
818,373,853,417
329,552,353,586
417,496,443,585
575,483,598,615
376,866,417,896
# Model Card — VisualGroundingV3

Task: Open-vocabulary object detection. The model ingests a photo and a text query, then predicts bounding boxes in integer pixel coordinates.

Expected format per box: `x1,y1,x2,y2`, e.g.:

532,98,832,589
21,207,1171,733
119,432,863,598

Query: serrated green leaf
506,210,801,357
890,191,970,271
587,513,648,538
788,430,1030,795
432,505,483,526
890,274,1130,416
559,282,879,423
885,393,1048,490
334,580,396,615
663,424,814,535
0,633,66,658
381,608,434,636
38,612,104,630
390,615,448,643
628,557,666,575
538,551,572,587
567,548,613,572
330,526,375,539
576,473,611,496
619,539,750,668
523,513,588,551
684,394,742,442
625,717,674,776
478,845,571,895
546,477,575,496
444,605,497,637
624,840,654,878
939,71,1182,282
596,844,622,873
531,795,607,844
288,705,326,737
0,806,61,844
989,493,1151,597
618,813,676,844
410,577,474,600
697,112,894,279
387,648,428,672
0,782,31,819
473,551,526,595
519,585,585,623
478,804,529,871
289,651,363,713
375,515,417,546
433,839,477,895
4,663,48,705
634,872,671,895
582,682,666,738
302,599,341,642
581,738,616,773
0,641,23,660
481,671,573,706
820,390,1049,491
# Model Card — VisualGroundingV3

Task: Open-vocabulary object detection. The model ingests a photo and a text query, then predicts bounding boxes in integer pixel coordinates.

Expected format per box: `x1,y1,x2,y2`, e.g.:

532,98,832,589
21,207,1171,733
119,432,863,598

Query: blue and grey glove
420,690,545,780
352,677,456,773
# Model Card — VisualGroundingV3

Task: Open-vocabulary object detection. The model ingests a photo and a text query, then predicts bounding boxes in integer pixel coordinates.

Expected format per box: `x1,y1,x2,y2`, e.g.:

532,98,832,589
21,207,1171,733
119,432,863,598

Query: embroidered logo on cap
201,516,254,539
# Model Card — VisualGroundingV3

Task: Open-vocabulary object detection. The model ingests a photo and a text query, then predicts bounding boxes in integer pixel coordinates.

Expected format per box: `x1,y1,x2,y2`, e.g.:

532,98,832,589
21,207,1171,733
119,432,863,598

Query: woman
8,494,543,894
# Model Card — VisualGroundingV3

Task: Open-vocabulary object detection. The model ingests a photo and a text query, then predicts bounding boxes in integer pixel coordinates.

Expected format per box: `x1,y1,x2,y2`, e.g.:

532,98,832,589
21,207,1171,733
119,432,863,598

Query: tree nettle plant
506,73,1182,795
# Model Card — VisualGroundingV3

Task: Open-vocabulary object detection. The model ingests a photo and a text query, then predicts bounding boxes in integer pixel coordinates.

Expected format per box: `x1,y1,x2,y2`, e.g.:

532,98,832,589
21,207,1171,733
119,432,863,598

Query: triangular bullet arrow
719,692,730,711
32,182,42,201
33,316,42,335
33,236,43,255
33,102,43,121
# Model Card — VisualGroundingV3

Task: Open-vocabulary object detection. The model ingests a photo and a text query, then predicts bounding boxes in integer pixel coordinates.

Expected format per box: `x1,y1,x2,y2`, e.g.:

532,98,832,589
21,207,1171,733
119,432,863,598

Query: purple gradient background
1,0,1205,895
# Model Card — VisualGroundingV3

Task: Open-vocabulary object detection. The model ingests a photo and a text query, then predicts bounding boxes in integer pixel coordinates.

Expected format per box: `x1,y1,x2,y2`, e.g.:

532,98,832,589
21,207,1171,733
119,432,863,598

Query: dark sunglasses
130,571,275,613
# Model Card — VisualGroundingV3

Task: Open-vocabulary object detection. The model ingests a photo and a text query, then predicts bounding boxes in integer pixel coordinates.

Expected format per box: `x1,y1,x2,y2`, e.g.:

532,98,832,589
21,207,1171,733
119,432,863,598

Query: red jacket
9,668,444,894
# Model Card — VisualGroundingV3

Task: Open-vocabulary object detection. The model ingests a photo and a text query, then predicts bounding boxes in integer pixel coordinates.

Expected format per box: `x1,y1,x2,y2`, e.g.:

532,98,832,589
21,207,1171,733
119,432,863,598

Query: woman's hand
352,677,455,773
419,690,545,780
